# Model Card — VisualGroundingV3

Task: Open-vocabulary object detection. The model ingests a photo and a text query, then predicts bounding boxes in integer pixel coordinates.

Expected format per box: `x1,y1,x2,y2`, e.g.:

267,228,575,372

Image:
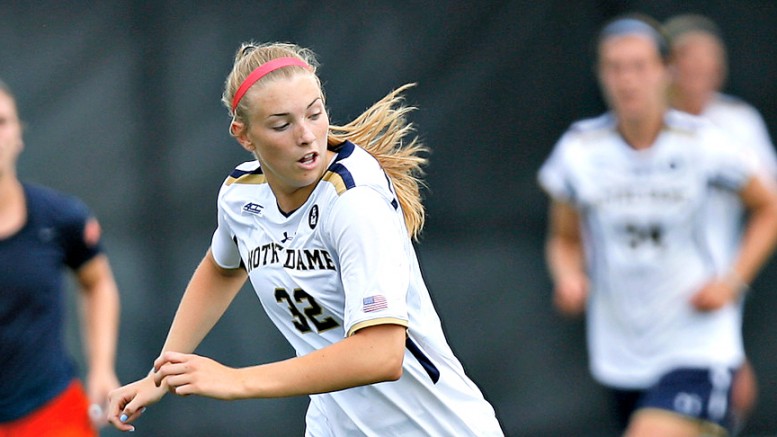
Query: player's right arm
107,249,247,432
545,200,588,316
157,249,248,359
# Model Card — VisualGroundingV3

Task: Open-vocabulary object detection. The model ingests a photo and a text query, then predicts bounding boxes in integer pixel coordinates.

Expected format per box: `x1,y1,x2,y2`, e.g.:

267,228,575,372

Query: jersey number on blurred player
625,223,664,249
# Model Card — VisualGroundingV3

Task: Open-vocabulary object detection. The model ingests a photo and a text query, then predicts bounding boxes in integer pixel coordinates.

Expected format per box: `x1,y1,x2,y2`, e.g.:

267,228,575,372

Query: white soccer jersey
211,141,503,437
699,93,777,270
538,110,755,389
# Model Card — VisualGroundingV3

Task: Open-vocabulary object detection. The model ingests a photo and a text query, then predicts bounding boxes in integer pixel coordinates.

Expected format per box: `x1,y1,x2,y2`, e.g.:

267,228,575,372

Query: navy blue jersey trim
406,337,440,383
325,141,358,191
328,163,356,191
229,166,263,179
331,140,356,160
382,172,399,210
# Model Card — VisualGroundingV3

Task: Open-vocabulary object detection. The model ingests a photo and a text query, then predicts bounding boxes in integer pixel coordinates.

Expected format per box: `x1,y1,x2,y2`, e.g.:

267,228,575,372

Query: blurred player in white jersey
665,13,777,434
538,14,777,436
107,42,504,436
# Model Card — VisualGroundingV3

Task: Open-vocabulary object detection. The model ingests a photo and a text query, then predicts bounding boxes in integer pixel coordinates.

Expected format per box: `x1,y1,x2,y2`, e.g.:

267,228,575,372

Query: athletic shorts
610,367,735,433
0,379,96,437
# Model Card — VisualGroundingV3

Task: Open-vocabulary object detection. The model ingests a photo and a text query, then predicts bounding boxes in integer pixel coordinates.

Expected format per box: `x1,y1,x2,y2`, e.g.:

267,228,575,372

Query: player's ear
231,120,254,152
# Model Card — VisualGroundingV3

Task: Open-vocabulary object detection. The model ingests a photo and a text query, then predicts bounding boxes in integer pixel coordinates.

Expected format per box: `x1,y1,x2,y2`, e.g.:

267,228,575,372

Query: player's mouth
298,152,318,169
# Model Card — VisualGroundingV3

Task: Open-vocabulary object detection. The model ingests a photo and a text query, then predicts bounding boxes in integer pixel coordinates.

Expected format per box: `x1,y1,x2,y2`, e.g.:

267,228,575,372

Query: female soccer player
665,13,777,433
538,15,777,436
0,79,121,435
107,42,504,436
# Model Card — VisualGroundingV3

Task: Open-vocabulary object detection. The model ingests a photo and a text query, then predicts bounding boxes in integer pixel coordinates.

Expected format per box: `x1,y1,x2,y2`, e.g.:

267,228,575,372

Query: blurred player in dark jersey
0,78,121,436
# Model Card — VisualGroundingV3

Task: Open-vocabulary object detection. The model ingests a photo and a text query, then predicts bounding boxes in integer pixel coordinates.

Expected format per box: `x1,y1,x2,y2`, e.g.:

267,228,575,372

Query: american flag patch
362,295,388,312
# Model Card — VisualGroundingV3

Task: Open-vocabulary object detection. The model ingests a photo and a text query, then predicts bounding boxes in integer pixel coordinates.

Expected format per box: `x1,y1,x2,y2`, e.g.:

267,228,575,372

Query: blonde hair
329,83,428,239
222,41,321,123
222,42,429,239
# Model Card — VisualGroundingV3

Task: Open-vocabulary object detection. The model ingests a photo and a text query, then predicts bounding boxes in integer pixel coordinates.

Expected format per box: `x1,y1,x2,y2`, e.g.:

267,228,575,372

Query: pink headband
231,57,311,111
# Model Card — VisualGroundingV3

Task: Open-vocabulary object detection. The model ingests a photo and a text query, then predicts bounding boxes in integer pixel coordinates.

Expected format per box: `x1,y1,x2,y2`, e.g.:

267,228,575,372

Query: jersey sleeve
538,134,576,203
210,200,242,269
326,186,410,336
61,197,102,271
705,127,758,192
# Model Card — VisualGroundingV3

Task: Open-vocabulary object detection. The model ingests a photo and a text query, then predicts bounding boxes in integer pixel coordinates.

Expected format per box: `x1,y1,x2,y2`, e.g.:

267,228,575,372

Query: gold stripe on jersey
321,170,348,195
348,317,409,336
226,173,267,186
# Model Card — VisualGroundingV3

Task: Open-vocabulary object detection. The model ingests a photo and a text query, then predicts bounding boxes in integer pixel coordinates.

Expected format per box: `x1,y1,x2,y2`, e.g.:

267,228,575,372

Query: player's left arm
153,322,406,399
76,249,121,418
693,175,777,310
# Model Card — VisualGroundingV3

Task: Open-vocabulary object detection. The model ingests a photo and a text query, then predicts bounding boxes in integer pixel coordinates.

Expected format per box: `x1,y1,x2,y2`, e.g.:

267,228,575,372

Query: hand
154,351,242,400
107,373,166,432
85,368,120,429
691,278,742,311
553,274,588,317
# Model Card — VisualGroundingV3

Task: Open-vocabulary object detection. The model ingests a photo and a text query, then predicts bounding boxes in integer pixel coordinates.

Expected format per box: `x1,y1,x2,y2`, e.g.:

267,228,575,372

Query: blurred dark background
2,1,776,436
